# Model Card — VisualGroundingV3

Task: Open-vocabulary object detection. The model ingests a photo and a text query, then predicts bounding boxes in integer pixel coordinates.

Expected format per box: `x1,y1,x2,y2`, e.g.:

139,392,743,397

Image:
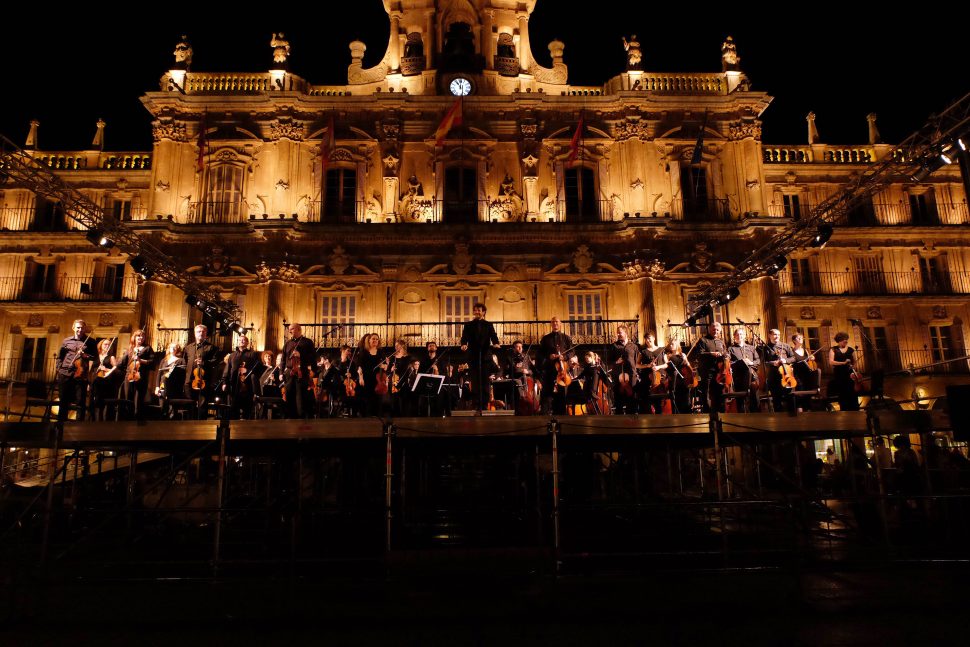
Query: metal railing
187,201,248,224
284,318,639,351
765,202,817,220
670,197,733,222
0,275,137,302
0,356,58,384
779,270,966,296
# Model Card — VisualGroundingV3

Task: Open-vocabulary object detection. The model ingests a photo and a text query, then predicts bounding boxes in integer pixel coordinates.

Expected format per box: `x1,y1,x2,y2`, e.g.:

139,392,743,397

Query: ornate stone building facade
1,0,966,405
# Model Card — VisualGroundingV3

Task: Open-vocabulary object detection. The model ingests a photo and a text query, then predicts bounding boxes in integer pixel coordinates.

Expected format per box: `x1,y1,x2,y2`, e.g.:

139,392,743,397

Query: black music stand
413,373,445,417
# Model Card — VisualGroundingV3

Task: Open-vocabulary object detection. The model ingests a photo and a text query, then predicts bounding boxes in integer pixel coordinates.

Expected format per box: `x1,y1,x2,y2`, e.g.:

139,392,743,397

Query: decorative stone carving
98,312,115,327
622,34,642,70
521,154,539,176
933,305,948,319
155,180,170,192
691,242,713,272
275,179,290,191
216,149,238,162
520,124,538,139
381,123,401,140
204,247,230,276
269,120,305,141
330,148,353,163
800,307,817,320
503,263,525,282
573,245,594,274
116,178,129,191
630,178,644,190
623,256,665,279
382,153,400,174
152,121,187,142
270,33,290,66
613,120,650,142
399,175,433,222
255,261,300,282
487,174,524,222
403,265,422,282
27,314,43,328
329,246,350,275
452,243,473,277
721,36,740,72
173,35,193,69
348,40,390,84
867,306,883,320
729,121,762,141
527,39,567,85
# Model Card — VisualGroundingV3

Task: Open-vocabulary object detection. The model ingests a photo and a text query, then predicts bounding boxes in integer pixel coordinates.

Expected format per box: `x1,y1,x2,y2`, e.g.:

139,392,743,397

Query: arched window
324,167,357,222
564,166,598,223
679,164,709,221
443,166,478,223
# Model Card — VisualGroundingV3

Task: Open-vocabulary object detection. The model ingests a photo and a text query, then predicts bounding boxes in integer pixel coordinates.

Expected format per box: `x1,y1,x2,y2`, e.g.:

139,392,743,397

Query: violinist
90,337,120,421
664,338,692,414
828,331,860,411
760,328,795,412
639,331,667,414
611,325,640,414
283,323,316,418
539,316,572,415
388,339,414,416
223,334,261,419
696,321,728,413
120,328,155,420
56,319,98,421
727,327,760,412
460,303,501,414
790,333,820,412
420,341,448,376
356,333,384,416
183,324,220,418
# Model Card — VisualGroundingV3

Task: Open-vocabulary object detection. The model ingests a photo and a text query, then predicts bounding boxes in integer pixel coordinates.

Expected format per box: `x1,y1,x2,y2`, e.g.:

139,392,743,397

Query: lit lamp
912,386,930,409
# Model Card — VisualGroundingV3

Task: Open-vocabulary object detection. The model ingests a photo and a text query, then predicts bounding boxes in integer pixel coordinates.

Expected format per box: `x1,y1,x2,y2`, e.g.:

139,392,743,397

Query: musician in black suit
56,319,98,421
222,334,262,419
539,317,574,415
183,324,221,418
459,303,500,413
283,323,316,418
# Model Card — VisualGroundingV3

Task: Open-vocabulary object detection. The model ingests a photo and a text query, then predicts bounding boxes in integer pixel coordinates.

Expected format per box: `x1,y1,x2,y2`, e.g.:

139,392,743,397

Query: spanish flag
434,99,463,146
196,112,207,173
567,112,584,165
321,115,336,172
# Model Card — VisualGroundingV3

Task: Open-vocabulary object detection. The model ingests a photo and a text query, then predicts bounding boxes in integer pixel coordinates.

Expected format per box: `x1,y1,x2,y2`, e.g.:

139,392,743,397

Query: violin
72,349,92,379
555,344,573,389
715,354,733,390
681,362,700,388
289,354,303,380
238,364,250,395
191,365,206,390
374,355,391,396
126,348,143,382
778,362,797,389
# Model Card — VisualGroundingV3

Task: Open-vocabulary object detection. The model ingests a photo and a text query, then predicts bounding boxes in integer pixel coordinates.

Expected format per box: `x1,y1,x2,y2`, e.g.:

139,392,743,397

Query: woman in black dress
89,337,120,421
120,329,155,420
827,331,859,411
790,333,819,411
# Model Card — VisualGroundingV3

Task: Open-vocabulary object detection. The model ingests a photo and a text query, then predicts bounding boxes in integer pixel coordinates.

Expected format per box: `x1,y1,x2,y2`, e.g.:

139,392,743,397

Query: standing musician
760,328,795,412
460,303,501,413
581,351,613,415
664,338,692,414
222,334,262,419
119,328,155,420
283,323,316,418
639,331,667,414
56,319,98,421
828,331,860,411
387,339,414,416
183,324,220,418
696,321,728,413
611,324,640,414
539,316,573,415
727,327,761,412
506,339,536,413
356,333,384,416
90,337,120,421
420,341,448,376
790,333,820,411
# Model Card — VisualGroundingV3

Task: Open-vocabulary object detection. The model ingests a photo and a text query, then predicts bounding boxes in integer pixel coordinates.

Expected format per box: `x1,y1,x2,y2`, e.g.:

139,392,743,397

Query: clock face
449,77,472,96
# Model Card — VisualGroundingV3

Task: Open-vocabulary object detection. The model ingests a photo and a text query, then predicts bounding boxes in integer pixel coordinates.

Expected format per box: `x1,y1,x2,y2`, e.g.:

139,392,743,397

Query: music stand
413,373,445,417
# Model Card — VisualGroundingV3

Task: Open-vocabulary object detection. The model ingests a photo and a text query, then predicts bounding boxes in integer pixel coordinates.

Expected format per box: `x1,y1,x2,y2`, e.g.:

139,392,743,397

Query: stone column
388,12,402,72
523,176,539,220
483,10,494,69
425,12,435,70
384,176,399,219
266,280,285,351
759,277,780,333
517,13,531,71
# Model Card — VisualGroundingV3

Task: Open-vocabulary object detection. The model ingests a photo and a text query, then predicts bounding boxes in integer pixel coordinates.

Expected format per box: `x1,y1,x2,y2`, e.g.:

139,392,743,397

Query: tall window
111,198,132,221
25,262,56,300
846,199,876,226
789,257,815,294
443,294,478,341
909,192,939,225
324,168,357,222
320,295,357,326
929,325,956,365
32,197,66,232
919,255,951,294
862,325,898,371
94,264,125,300
853,256,885,293
679,165,709,220
783,194,802,220
202,164,245,223
796,326,822,353
564,166,598,223
20,337,47,376
443,166,477,223
566,291,605,339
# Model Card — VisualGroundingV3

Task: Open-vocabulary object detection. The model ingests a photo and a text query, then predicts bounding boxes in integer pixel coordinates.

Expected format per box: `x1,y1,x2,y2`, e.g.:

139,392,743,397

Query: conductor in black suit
460,302,500,413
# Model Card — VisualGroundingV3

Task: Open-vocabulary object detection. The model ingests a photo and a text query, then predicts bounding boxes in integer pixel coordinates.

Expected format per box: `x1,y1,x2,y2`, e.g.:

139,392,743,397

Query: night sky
0,1,963,151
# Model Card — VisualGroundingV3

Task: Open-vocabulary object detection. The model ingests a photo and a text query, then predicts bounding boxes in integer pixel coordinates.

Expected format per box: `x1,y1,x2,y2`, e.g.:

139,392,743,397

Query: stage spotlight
85,229,114,248
723,287,741,303
128,255,154,279
185,295,199,307
958,138,966,151
227,321,246,335
809,223,833,248
766,255,788,275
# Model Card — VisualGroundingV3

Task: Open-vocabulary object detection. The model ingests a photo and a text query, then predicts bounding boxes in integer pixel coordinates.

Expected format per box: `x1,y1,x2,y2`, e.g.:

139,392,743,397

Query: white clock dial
449,78,471,96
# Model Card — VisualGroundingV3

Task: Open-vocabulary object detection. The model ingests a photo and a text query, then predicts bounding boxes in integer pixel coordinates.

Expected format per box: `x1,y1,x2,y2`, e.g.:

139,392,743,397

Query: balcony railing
762,145,875,164
188,201,248,225
285,319,639,351
765,202,816,220
859,348,970,375
0,357,58,385
494,56,519,77
0,275,137,302
779,270,967,296
670,198,733,222
164,72,308,94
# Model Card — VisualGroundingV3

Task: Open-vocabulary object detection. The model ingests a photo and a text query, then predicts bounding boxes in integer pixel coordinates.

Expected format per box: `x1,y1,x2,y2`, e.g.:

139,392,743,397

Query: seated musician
727,327,760,412
790,333,820,412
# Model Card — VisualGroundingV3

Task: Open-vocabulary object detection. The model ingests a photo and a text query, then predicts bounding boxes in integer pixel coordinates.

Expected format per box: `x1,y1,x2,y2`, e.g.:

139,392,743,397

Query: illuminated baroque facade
1,0,967,405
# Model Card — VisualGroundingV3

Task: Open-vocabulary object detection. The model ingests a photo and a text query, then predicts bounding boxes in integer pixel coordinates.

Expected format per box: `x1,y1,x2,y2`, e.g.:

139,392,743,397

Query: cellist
759,328,795,412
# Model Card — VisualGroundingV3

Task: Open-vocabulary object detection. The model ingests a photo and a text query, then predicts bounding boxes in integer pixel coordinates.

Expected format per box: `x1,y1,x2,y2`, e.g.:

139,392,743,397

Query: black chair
160,366,197,420
19,378,56,422
254,373,284,419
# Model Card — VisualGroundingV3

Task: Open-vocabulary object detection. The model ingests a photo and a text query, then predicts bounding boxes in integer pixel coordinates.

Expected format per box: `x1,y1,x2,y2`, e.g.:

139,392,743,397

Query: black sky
1,1,963,151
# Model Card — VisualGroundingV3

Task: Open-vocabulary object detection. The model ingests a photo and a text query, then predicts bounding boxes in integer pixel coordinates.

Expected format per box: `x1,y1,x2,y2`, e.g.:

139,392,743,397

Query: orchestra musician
727,327,760,412
760,328,795,412
639,331,666,414
611,324,640,414
828,331,860,411
90,337,120,421
388,339,414,416
419,341,448,376
282,323,316,418
119,328,155,420
222,334,262,419
56,319,98,421
459,303,501,414
790,333,820,412
539,316,572,415
356,333,383,417
696,321,728,413
664,339,692,414
183,324,220,418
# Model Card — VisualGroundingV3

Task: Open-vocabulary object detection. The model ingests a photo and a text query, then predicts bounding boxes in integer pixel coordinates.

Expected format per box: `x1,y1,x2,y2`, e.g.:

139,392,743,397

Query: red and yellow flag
434,99,463,146
196,113,207,172
321,115,336,172
567,113,584,165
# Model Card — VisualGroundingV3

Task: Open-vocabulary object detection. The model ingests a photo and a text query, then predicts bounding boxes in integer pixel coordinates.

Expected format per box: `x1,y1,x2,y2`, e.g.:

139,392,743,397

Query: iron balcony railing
0,356,58,384
0,275,138,302
669,197,733,222
779,270,967,296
